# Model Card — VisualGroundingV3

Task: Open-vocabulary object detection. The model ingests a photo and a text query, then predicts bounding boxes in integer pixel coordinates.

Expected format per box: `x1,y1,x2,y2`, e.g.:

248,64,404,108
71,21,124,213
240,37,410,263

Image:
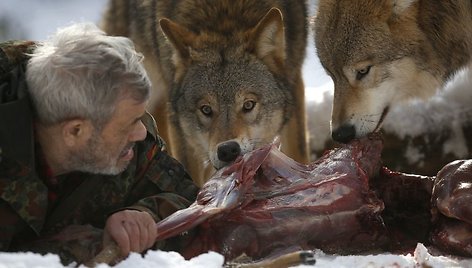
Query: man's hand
104,210,157,257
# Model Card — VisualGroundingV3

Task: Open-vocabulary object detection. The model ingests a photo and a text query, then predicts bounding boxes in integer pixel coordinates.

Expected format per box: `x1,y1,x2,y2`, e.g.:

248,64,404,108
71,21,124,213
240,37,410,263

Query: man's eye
356,65,372,80
200,104,212,116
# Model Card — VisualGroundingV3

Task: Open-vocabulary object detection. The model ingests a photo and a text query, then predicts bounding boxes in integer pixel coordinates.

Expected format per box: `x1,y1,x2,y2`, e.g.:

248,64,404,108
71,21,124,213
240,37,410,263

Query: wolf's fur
102,0,309,186
314,0,472,143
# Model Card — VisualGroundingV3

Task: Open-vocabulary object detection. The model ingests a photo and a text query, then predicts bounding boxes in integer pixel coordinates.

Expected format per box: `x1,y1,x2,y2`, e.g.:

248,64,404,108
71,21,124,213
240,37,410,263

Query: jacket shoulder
141,111,170,150
0,40,36,74
141,112,159,140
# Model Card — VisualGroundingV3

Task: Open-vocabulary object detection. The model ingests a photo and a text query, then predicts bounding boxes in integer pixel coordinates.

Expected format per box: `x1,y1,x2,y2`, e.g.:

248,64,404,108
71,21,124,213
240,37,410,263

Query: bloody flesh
154,135,472,261
156,135,389,260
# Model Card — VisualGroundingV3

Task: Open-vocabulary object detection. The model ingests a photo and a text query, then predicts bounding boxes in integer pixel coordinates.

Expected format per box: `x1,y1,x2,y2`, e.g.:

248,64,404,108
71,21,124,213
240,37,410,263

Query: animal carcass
154,134,472,262
155,134,391,260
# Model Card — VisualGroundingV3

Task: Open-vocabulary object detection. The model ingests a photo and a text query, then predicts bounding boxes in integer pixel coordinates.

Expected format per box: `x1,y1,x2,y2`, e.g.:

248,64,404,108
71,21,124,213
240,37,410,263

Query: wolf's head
160,8,293,170
314,0,443,143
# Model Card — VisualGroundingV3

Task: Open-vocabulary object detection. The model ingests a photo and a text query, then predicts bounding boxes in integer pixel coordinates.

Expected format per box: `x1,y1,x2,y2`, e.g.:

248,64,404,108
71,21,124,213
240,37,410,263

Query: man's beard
65,131,133,175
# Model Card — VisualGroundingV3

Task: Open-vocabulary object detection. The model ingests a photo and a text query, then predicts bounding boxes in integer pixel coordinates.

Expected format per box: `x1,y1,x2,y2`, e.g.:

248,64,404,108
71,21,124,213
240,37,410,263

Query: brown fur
102,0,309,186
314,0,472,143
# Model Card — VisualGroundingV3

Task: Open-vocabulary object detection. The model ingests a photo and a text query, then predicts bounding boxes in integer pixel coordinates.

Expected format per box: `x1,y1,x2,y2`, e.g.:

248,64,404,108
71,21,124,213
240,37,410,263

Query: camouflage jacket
0,41,199,263
0,40,35,169
0,113,199,258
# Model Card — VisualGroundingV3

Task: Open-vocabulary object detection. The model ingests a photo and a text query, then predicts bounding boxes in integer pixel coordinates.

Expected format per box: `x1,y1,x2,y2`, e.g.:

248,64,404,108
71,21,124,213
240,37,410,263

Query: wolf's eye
356,66,371,80
242,100,256,112
200,104,213,116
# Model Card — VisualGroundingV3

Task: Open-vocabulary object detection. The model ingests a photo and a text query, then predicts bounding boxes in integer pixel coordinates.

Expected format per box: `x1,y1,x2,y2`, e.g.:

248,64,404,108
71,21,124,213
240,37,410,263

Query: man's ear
61,119,93,147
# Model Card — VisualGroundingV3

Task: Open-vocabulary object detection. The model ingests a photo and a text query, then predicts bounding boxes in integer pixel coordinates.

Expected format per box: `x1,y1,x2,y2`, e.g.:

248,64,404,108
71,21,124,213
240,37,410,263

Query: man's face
68,96,148,175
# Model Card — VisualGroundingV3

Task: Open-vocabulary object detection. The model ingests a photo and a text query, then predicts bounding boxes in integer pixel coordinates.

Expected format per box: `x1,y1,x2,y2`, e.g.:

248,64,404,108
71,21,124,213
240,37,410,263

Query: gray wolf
314,0,472,143
102,0,310,186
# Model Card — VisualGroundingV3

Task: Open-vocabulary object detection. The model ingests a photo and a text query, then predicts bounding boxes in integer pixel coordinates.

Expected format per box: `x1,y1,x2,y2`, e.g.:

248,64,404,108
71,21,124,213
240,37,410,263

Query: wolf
314,0,472,143
101,0,309,186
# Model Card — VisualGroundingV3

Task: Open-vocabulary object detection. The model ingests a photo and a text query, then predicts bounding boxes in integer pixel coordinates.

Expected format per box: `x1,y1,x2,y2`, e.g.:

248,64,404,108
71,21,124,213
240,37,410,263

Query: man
0,23,198,265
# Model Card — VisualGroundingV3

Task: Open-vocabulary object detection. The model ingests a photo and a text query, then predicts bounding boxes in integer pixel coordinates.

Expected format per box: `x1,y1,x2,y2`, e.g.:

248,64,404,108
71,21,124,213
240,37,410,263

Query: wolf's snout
217,141,241,162
332,124,356,143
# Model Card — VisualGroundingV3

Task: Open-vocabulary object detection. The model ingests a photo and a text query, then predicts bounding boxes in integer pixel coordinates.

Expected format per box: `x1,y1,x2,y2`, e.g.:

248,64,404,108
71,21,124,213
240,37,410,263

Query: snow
1,243,472,268
1,0,472,267
384,67,472,138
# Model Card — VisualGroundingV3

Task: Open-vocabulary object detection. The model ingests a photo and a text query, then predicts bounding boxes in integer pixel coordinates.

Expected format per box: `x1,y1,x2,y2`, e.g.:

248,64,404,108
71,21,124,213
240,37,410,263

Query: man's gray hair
26,22,151,127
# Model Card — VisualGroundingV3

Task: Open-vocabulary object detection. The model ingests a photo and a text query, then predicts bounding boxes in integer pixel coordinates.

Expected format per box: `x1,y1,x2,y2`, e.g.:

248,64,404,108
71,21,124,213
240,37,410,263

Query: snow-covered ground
1,243,472,268
1,0,472,267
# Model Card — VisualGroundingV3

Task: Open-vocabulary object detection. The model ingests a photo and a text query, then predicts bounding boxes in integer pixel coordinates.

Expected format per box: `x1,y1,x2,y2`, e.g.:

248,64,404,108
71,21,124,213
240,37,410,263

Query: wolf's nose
332,124,356,143
217,141,241,162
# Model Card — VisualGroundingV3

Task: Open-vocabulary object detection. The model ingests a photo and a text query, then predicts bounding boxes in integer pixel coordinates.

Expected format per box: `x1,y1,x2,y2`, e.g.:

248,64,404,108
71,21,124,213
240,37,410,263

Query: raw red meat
92,135,472,263
431,160,472,256
155,134,390,260
91,135,472,265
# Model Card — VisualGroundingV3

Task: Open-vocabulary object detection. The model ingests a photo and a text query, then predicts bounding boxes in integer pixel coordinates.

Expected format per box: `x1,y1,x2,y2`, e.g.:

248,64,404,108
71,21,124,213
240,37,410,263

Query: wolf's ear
250,8,286,72
160,18,196,64
392,0,417,14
